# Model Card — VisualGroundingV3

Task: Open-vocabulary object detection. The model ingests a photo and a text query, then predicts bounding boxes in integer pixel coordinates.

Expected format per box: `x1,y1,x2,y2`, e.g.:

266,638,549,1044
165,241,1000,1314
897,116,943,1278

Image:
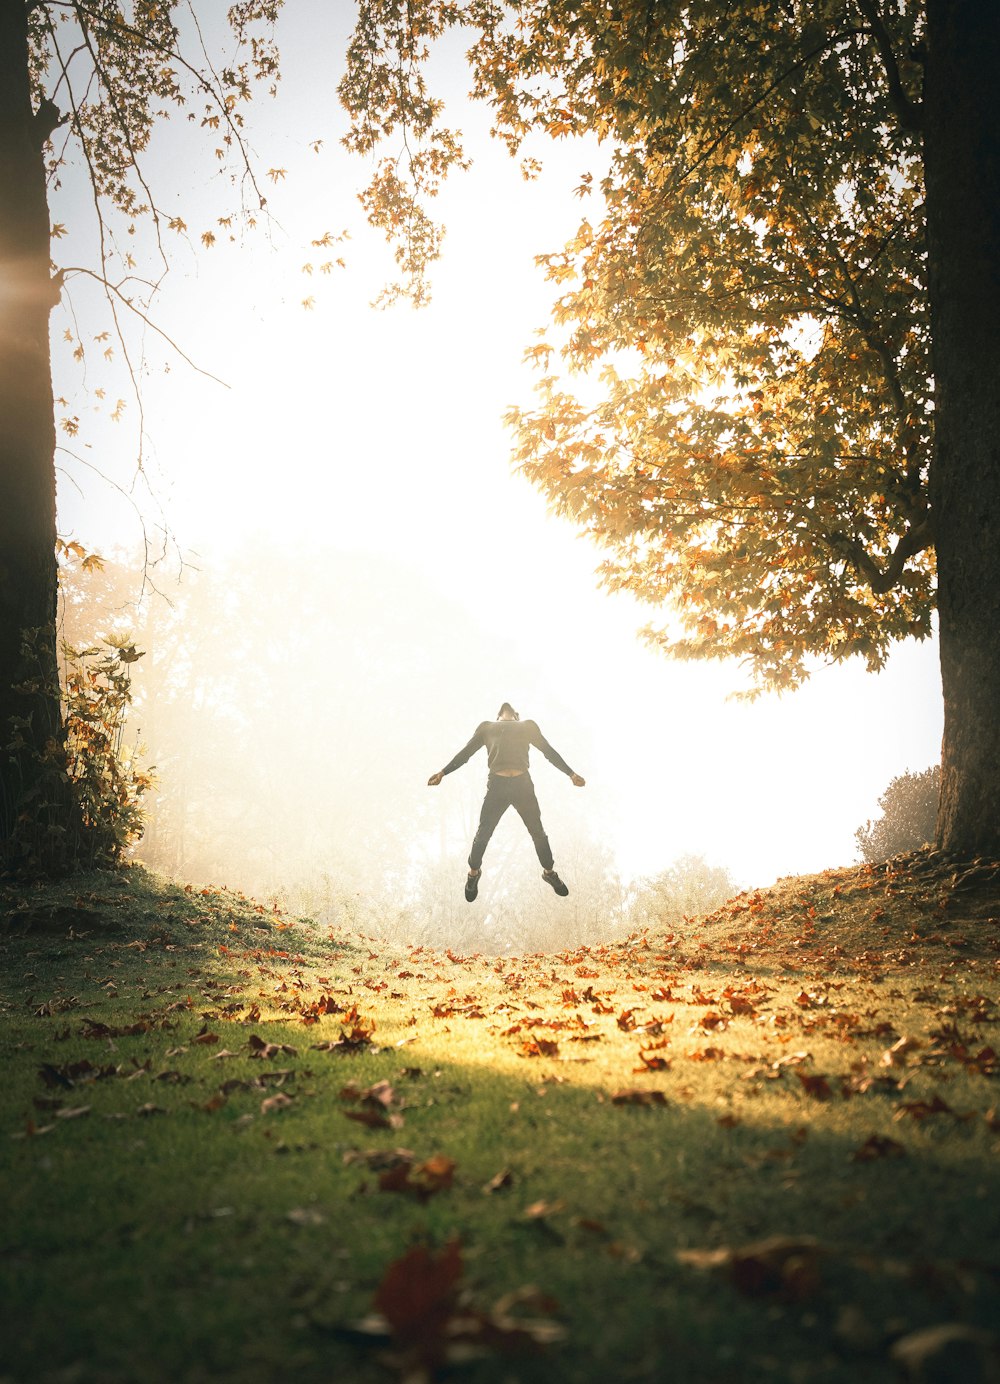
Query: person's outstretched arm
526,721,585,785
427,723,487,786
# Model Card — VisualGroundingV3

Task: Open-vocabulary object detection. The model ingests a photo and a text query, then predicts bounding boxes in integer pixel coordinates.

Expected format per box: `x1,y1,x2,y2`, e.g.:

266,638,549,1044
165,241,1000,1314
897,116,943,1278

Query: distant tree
626,854,738,933
855,765,940,862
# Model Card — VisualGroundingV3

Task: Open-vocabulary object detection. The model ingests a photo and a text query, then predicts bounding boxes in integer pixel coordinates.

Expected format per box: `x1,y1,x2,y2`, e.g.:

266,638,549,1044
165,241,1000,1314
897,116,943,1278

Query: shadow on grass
2,1021,999,1384
2,869,999,1384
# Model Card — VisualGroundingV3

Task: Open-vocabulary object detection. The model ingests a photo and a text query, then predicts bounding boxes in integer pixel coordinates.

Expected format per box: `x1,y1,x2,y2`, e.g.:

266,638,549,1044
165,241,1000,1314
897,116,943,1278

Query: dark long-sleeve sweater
440,720,575,779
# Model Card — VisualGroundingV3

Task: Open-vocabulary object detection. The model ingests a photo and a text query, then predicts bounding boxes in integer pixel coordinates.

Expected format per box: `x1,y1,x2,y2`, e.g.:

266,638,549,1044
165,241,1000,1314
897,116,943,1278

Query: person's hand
571,773,586,787
427,772,444,786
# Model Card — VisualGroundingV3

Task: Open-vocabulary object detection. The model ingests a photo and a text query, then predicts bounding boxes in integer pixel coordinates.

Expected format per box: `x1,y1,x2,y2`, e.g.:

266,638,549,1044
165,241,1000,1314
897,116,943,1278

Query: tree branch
32,95,65,149
855,0,923,132
827,517,932,594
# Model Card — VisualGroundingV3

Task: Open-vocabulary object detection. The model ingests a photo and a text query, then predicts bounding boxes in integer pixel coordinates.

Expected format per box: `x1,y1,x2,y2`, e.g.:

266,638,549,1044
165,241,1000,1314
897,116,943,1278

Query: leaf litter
3,852,1000,1380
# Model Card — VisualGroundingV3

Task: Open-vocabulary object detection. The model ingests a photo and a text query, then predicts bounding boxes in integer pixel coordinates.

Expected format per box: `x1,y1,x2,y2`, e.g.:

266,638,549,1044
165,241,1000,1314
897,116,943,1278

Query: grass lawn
2,853,999,1383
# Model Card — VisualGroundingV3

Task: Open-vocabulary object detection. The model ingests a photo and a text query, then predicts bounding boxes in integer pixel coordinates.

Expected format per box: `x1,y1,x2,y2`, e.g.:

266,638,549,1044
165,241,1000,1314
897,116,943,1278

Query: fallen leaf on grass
345,1107,403,1130
344,1239,562,1376
635,1053,670,1072
609,1089,668,1107
574,1217,609,1236
341,1079,396,1107
38,1059,119,1088
343,1147,414,1171
53,1105,90,1120
378,1154,456,1202
10,1117,55,1139
522,1199,565,1220
893,1094,968,1122
80,1017,155,1038
843,1071,906,1096
796,1072,835,1101
890,1323,999,1381
340,1079,405,1130
248,1034,298,1060
678,1235,822,1301
136,1103,166,1117
880,1036,922,1067
194,1093,227,1113
261,1092,294,1115
33,996,80,1017
483,1168,514,1194
687,1047,726,1062
850,1134,906,1162
699,1011,728,1031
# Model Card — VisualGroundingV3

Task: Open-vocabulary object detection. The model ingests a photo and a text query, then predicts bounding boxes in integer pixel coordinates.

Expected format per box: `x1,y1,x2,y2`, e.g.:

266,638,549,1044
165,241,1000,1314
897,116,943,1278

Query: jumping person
427,702,585,902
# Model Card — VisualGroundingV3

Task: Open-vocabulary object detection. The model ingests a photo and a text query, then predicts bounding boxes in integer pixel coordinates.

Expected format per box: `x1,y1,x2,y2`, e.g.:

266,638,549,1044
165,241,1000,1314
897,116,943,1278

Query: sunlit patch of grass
2,858,999,1383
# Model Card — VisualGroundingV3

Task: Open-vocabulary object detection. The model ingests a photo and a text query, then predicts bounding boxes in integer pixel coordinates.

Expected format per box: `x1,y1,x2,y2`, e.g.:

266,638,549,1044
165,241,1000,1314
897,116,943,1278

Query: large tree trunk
0,0,63,847
924,0,1000,855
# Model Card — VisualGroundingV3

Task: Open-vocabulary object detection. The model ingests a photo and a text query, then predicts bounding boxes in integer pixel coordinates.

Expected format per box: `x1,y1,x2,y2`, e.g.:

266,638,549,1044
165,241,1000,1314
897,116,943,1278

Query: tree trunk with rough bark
924,0,1000,856
0,0,63,847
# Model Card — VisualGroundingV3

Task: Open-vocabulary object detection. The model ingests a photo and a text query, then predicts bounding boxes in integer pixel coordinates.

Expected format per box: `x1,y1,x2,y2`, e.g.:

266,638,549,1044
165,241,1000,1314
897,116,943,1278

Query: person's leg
469,777,512,871
510,776,555,871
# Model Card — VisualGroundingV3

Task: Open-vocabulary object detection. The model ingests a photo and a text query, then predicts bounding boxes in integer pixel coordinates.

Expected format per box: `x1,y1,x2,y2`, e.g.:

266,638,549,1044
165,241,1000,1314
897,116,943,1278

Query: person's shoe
543,869,569,897
465,871,480,902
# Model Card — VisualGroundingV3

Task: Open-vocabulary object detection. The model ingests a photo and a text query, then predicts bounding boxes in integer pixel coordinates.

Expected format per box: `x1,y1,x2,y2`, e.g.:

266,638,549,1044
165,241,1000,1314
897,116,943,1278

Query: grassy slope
1,853,999,1384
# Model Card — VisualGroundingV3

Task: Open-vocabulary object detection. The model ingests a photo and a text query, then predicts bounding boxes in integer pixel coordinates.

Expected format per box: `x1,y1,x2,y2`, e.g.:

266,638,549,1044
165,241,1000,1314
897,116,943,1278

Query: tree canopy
5,0,1000,865
340,0,932,691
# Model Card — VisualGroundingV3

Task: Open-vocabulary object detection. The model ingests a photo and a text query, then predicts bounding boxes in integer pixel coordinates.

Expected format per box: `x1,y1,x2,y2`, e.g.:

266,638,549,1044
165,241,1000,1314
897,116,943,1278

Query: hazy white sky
53,6,943,891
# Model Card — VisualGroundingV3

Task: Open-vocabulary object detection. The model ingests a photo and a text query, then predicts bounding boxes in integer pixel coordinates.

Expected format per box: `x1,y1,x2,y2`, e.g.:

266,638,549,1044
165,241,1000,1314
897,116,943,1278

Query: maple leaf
351,1239,563,1376
370,1239,464,1368
378,1153,456,1202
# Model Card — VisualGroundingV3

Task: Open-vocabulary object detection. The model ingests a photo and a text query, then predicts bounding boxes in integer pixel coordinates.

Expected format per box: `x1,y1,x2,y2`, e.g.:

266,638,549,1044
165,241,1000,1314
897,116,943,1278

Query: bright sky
53,7,943,891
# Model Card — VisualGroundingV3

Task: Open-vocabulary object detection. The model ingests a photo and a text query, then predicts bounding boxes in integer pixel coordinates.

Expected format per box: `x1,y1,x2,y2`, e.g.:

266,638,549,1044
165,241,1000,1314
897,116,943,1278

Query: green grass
1,856,999,1383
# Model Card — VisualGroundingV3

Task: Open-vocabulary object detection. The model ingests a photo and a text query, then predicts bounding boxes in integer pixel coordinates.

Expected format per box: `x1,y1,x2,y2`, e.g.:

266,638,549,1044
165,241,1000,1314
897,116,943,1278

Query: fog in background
50,5,944,950
64,548,693,952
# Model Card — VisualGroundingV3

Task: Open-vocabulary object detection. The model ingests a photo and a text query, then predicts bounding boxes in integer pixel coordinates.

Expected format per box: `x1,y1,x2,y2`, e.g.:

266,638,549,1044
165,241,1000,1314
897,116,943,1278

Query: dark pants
469,773,554,872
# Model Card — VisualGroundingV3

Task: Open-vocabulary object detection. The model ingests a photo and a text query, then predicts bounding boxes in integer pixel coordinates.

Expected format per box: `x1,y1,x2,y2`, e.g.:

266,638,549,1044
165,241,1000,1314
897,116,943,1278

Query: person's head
497,701,519,721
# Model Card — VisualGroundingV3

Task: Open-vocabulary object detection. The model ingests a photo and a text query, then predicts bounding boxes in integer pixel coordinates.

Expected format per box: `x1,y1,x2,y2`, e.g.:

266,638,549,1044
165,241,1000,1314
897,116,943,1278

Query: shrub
855,765,940,863
2,632,152,876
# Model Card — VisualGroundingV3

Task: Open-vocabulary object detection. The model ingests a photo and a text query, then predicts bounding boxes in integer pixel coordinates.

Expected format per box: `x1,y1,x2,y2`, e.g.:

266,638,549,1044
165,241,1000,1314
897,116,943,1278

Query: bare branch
59,266,231,387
